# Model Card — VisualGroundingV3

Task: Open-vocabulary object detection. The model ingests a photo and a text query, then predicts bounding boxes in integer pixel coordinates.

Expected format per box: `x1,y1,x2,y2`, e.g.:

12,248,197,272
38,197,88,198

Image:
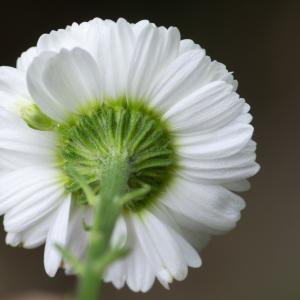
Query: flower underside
22,99,178,212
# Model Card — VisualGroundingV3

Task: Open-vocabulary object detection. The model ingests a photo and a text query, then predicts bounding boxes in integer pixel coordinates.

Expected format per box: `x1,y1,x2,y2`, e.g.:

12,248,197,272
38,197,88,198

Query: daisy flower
0,18,259,292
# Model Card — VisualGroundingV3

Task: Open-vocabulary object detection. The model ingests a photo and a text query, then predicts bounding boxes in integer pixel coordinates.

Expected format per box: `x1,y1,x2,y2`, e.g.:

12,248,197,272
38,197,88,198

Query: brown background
0,1,299,299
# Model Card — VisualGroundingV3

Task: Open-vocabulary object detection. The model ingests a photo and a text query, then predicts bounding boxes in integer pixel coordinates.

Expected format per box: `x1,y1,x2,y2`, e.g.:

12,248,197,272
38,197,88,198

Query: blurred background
0,0,299,299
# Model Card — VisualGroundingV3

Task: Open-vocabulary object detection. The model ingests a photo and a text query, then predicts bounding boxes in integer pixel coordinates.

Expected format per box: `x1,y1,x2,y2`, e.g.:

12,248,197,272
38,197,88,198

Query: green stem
75,155,129,300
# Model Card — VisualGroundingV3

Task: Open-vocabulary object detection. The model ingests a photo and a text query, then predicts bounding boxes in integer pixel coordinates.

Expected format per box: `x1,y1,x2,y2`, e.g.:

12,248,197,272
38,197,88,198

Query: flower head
0,18,259,292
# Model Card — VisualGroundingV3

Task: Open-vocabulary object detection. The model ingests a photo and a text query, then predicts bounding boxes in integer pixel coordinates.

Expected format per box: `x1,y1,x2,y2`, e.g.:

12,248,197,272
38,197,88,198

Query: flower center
54,99,177,212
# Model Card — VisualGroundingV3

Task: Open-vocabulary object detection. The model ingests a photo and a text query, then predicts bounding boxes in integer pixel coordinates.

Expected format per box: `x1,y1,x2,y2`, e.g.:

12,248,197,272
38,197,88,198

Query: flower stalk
75,155,129,300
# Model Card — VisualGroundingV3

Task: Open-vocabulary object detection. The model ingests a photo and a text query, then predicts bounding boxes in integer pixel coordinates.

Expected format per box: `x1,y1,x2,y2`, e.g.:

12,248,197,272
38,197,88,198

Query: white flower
0,18,259,292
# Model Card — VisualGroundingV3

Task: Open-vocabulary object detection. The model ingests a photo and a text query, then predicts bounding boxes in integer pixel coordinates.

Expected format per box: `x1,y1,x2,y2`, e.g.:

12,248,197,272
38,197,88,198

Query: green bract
22,99,178,212
20,103,58,131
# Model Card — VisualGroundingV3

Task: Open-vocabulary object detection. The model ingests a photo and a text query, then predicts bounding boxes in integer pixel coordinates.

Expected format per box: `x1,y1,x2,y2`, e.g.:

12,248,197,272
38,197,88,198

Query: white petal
131,215,171,288
111,215,127,247
224,180,251,192
169,229,201,268
96,18,135,99
44,195,71,277
179,39,201,54
0,167,59,214
181,147,256,172
132,20,150,36
235,103,252,124
178,122,253,159
133,212,188,282
0,148,52,170
7,212,57,249
37,29,82,53
150,204,202,268
22,212,57,249
64,205,92,274
163,208,211,250
162,177,246,233
126,241,155,292
104,257,127,289
104,214,156,292
178,141,259,183
127,24,180,101
3,170,64,232
28,48,103,122
43,48,103,109
140,261,156,292
148,42,237,112
36,18,107,60
27,51,68,121
66,19,101,58
180,162,260,184
198,59,237,89
0,104,26,130
17,47,38,72
0,127,55,156
125,241,145,291
125,216,155,292
148,49,206,110
0,67,29,98
163,81,244,133
6,232,22,247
